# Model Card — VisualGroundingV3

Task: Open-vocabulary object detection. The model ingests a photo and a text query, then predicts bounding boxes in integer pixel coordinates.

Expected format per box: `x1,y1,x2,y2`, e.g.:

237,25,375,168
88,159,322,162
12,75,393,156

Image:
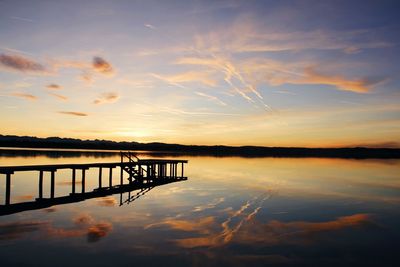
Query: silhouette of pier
0,152,188,216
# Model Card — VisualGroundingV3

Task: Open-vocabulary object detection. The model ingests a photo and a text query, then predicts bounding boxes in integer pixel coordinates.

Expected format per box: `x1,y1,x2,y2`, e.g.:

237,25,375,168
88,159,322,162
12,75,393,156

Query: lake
0,149,399,266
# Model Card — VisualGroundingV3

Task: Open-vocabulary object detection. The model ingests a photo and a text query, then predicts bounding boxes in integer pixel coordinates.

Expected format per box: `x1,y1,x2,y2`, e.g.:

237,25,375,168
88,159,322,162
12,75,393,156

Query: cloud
46,83,62,90
48,92,68,101
47,215,113,243
0,221,49,240
96,196,117,207
80,72,93,84
58,111,88,116
10,16,34,23
145,216,215,234
151,71,217,87
43,207,57,213
233,213,377,247
144,24,156,30
240,58,381,93
93,92,119,104
92,56,114,75
0,53,47,73
11,92,37,101
87,222,113,242
193,197,225,212
195,91,227,106
47,227,86,238
191,18,392,54
298,67,376,93
73,214,94,225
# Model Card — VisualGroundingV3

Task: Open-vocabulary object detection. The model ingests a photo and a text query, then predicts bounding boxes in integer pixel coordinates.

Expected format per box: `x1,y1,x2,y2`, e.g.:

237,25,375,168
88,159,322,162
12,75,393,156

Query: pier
0,152,188,216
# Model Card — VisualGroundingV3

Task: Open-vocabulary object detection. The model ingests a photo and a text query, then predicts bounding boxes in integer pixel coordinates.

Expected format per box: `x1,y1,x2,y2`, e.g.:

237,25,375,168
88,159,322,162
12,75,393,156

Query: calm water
1,150,400,266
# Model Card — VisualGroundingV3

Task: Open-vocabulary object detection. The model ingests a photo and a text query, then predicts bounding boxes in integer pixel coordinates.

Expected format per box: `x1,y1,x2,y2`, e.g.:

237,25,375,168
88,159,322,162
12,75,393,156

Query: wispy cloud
195,91,227,106
193,197,225,212
151,71,217,87
145,216,214,234
0,53,48,74
58,111,88,116
48,92,68,101
192,18,392,54
0,46,34,56
160,107,238,116
9,16,34,23
11,92,37,101
93,92,119,104
176,55,269,109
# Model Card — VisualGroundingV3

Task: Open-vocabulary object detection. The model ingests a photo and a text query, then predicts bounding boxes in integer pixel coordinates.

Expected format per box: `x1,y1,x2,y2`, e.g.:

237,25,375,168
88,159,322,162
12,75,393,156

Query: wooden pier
0,152,188,215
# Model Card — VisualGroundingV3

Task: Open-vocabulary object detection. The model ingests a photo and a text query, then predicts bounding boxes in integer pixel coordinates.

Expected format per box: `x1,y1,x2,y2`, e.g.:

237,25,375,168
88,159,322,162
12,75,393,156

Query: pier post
5,173,11,205
50,171,55,199
81,169,86,193
99,167,102,188
109,167,113,188
72,169,76,194
39,171,43,199
181,163,184,178
120,165,123,186
174,163,177,178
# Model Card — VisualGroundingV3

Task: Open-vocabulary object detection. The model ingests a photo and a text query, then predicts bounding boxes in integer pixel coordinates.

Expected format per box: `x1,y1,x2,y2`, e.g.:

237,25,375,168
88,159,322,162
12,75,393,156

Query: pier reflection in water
0,150,400,267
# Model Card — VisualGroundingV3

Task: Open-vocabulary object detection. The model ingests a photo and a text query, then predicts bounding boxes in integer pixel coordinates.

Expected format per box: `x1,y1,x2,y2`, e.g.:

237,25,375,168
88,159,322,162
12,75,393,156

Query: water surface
1,150,399,266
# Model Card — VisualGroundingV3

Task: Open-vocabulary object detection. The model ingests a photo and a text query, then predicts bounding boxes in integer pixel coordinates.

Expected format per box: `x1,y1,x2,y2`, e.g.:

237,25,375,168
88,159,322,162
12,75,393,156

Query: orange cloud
175,213,375,248
11,92,37,101
96,196,117,207
0,53,47,73
299,68,374,93
87,222,113,242
46,83,62,90
241,58,381,94
48,215,112,242
93,56,114,75
233,213,375,246
58,111,88,116
93,92,119,105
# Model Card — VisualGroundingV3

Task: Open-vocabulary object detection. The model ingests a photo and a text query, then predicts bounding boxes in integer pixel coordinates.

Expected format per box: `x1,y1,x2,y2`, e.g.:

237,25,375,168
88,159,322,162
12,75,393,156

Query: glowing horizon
1,0,399,148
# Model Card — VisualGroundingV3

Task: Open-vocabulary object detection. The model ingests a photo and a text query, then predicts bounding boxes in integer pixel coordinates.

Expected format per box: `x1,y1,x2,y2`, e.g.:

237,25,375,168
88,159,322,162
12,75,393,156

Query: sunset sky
0,0,399,147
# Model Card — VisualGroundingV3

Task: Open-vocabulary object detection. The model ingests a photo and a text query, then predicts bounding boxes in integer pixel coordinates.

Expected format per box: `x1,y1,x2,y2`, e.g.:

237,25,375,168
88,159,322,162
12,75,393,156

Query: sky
0,0,399,147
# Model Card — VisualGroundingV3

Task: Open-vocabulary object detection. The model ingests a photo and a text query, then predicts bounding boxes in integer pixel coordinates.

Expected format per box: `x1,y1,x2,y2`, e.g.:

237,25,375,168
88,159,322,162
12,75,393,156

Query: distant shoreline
0,135,399,159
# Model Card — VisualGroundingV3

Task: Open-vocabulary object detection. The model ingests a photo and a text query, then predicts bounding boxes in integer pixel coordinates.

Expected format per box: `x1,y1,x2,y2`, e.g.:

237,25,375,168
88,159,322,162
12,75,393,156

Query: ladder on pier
120,152,150,183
